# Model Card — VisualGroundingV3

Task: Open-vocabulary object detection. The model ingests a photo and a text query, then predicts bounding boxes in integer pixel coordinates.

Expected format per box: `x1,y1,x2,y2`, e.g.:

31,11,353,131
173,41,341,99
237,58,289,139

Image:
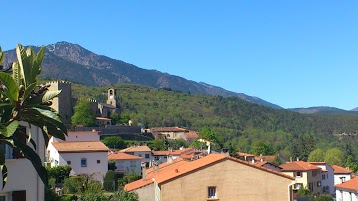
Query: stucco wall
59,152,108,183
160,159,293,201
134,184,155,201
0,125,45,201
334,174,352,185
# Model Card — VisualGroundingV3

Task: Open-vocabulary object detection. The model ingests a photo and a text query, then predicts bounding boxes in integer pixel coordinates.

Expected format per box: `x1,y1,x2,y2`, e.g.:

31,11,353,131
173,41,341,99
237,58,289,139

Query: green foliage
104,170,117,192
102,136,126,149
63,176,85,194
324,148,344,166
297,186,311,197
111,113,131,125
45,188,61,201
117,172,141,186
71,100,96,127
148,138,167,151
70,83,358,162
47,165,72,183
167,139,188,150
308,148,325,162
108,160,117,171
0,44,67,187
250,141,274,156
345,155,358,173
110,189,139,201
314,194,334,201
190,140,207,150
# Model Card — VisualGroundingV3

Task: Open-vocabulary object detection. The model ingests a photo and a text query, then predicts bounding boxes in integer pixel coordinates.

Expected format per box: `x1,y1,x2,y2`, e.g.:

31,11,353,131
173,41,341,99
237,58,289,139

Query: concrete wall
65,131,100,142
0,124,45,201
336,189,358,201
160,159,293,201
334,174,352,185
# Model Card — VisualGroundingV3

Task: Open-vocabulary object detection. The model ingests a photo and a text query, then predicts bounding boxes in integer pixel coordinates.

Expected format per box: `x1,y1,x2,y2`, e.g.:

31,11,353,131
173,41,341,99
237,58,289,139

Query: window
312,170,318,177
295,172,302,177
208,186,217,198
145,154,150,159
340,177,346,183
138,154,142,157
67,161,71,165
322,174,326,180
81,158,87,167
1,143,13,159
294,183,303,189
0,195,6,201
97,160,101,164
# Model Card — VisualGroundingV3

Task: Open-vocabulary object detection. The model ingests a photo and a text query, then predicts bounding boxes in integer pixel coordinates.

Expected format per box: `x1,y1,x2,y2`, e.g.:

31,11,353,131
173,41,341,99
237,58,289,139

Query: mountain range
3,41,357,113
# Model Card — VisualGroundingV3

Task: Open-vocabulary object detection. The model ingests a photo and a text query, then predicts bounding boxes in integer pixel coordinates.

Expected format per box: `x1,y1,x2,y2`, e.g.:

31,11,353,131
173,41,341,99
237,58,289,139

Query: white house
47,130,109,183
120,146,153,168
108,152,143,175
0,123,45,201
335,177,358,201
332,165,352,185
310,162,334,195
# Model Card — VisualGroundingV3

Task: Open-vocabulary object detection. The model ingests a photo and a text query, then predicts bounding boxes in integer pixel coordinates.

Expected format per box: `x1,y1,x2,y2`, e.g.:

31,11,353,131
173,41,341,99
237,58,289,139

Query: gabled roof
254,155,276,162
151,127,187,132
51,141,109,153
280,161,321,171
120,146,151,153
332,165,352,174
335,177,358,191
108,152,143,160
183,131,199,139
237,152,255,157
125,154,294,192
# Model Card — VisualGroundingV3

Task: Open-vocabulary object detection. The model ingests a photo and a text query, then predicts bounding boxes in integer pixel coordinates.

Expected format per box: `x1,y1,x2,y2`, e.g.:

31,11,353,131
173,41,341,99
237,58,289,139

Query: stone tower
106,88,117,108
47,80,73,125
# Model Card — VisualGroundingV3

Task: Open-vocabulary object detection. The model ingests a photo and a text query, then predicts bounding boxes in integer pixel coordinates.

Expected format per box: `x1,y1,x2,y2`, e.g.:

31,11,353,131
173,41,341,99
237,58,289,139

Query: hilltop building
48,80,120,126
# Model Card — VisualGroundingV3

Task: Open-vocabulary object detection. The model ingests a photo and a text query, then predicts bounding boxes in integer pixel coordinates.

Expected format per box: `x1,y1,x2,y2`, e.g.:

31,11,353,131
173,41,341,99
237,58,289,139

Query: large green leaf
11,62,21,86
0,47,4,64
22,82,37,102
32,47,44,81
16,44,32,87
0,72,19,104
0,120,19,137
42,90,61,104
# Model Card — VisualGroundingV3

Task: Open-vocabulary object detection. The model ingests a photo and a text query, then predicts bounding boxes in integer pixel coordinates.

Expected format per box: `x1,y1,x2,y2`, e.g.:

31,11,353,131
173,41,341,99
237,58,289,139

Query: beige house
125,154,295,201
151,127,198,142
280,161,322,195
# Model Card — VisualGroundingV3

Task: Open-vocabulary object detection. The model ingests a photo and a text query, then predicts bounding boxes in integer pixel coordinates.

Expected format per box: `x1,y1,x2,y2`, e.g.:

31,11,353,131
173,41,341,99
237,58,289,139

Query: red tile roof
280,161,321,171
125,154,294,192
332,165,352,174
254,155,276,162
120,146,151,153
184,131,199,139
237,152,255,157
335,177,358,191
52,141,109,153
151,127,187,132
108,152,143,160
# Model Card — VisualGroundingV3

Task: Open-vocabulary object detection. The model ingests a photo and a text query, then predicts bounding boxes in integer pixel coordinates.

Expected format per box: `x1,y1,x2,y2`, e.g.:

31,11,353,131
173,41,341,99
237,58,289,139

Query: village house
125,154,295,201
332,165,353,185
47,130,109,183
150,127,199,142
309,162,334,195
335,177,358,201
0,123,46,201
280,161,322,195
152,147,197,164
119,146,153,168
108,152,143,175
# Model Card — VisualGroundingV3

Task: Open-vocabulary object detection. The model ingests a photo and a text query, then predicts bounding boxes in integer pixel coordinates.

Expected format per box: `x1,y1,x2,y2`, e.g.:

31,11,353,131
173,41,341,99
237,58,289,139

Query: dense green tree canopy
71,100,96,127
308,148,325,162
102,136,126,149
324,148,344,166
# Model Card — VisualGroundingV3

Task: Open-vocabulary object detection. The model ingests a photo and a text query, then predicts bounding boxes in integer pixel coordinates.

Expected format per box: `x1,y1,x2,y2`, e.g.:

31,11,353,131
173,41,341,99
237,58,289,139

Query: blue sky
1,1,358,110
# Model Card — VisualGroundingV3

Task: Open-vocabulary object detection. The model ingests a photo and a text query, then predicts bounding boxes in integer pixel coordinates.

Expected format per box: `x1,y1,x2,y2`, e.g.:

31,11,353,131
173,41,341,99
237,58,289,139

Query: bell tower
107,88,117,108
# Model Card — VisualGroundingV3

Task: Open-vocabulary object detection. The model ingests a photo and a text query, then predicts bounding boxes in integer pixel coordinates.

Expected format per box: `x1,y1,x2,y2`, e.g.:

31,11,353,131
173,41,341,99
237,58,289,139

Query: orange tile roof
152,150,170,156
184,131,199,139
152,148,195,156
280,161,321,171
237,152,255,157
108,152,143,160
52,141,109,153
151,127,187,132
309,162,327,165
332,165,352,174
125,154,294,192
335,177,358,191
96,117,111,121
120,146,151,153
254,155,276,162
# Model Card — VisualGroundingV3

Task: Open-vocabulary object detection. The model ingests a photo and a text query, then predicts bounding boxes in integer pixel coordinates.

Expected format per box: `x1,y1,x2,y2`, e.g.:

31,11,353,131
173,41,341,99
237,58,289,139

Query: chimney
296,157,299,161
260,158,263,162
141,162,147,181
167,155,173,164
290,157,292,162
252,158,255,164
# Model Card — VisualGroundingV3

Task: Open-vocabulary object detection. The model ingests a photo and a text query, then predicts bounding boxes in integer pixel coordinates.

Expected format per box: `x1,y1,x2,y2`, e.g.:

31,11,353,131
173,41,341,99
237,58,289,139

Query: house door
12,190,26,201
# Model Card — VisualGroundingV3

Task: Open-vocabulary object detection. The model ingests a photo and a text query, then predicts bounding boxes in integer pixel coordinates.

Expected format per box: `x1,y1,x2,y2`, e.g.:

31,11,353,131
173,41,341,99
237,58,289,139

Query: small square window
67,161,71,165
208,186,216,198
296,172,302,177
145,154,150,159
97,160,100,164
81,158,87,167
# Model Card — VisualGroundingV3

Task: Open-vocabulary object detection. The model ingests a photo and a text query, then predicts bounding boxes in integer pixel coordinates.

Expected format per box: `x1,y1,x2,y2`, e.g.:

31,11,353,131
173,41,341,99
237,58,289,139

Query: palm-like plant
0,44,67,187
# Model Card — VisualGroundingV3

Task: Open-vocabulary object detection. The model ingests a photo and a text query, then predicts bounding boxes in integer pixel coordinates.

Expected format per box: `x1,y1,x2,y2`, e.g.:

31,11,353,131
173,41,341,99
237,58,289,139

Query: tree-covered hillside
71,83,358,160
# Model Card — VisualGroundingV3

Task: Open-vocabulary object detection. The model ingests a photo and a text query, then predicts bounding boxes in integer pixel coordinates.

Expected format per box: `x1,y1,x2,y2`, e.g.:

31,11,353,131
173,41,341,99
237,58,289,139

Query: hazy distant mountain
3,41,282,109
351,107,358,112
289,106,358,117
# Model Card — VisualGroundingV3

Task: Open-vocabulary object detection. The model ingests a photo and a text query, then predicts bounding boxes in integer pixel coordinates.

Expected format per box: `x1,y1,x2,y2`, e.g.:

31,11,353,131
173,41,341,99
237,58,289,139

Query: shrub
104,170,116,192
47,165,72,184
63,176,85,194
